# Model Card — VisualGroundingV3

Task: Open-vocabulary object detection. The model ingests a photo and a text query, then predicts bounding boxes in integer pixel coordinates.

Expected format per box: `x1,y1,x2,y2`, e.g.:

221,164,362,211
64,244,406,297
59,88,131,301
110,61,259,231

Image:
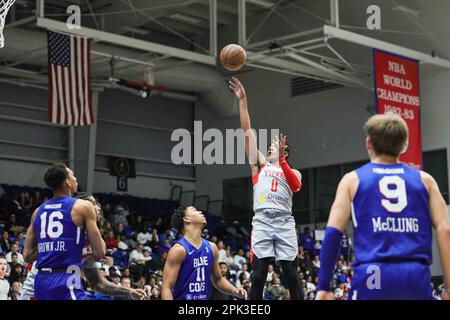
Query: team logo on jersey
257,194,267,204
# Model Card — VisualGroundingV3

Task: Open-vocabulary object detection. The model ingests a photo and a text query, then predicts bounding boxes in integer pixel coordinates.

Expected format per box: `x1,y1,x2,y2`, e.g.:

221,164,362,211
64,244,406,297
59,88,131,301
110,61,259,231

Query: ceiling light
393,5,421,17
122,26,151,36
169,13,202,25
246,0,274,8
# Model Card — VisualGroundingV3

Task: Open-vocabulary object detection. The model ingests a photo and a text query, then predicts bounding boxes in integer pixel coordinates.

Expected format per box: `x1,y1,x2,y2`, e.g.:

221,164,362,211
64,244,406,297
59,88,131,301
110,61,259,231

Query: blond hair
363,113,408,157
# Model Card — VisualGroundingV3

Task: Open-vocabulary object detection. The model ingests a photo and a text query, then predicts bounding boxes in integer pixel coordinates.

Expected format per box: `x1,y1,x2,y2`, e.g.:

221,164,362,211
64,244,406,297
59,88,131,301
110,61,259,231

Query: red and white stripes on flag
48,31,94,126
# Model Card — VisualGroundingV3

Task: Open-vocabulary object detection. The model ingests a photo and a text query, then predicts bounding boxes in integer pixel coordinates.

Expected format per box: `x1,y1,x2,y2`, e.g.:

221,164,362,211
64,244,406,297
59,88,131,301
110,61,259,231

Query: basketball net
0,0,16,48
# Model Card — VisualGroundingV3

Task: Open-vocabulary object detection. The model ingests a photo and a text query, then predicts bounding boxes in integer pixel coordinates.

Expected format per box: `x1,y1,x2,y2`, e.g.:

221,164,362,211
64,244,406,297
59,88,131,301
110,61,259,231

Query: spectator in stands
122,268,131,279
118,234,133,251
215,219,229,241
121,277,131,289
224,247,236,269
340,230,351,261
0,231,10,253
237,263,250,281
129,243,147,278
136,276,146,290
267,277,286,300
8,252,20,271
236,270,250,289
31,191,41,210
112,206,128,227
5,243,24,265
307,291,315,300
153,217,166,234
137,226,151,246
142,248,152,264
108,274,121,293
149,229,159,251
8,263,23,284
18,192,31,213
300,227,314,258
9,281,21,300
312,255,320,271
233,248,246,270
314,241,321,257
266,263,275,283
306,275,316,293
131,215,146,232
202,228,210,240
4,214,24,235
148,252,166,272
157,239,171,257
210,235,218,244
104,230,118,250
16,232,25,252
217,241,227,263
302,252,313,275
150,286,160,300
115,223,126,239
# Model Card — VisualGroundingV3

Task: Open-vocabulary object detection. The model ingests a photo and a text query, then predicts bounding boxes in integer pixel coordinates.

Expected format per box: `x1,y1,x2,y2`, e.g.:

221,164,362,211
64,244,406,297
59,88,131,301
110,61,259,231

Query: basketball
220,44,246,72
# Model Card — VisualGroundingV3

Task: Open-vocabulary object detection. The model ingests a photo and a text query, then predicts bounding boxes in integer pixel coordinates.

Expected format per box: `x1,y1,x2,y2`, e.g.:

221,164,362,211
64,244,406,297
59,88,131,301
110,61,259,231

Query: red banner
373,49,422,169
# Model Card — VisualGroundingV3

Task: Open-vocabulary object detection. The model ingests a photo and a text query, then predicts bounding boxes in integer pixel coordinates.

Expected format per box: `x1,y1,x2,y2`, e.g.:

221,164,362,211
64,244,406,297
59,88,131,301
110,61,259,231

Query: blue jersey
35,197,84,269
172,237,214,300
352,162,432,266
34,197,87,300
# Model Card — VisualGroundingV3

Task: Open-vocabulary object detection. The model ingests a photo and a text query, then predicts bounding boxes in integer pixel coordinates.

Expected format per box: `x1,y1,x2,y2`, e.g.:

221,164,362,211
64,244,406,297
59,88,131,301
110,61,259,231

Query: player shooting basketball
229,77,303,300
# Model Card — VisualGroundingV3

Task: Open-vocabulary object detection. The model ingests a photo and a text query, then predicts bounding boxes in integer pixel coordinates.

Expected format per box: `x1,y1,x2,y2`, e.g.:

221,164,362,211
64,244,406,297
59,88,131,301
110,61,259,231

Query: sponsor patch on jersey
257,194,267,203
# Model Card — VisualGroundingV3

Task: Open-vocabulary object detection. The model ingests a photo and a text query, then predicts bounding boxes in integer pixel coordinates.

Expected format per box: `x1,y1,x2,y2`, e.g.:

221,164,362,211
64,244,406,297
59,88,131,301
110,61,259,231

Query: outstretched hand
228,77,246,100
130,288,148,300
273,134,287,158
233,288,248,300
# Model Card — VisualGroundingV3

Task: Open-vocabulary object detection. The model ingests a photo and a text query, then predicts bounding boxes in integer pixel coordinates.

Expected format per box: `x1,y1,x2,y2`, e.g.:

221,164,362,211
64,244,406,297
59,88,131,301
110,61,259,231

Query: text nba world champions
178,304,271,318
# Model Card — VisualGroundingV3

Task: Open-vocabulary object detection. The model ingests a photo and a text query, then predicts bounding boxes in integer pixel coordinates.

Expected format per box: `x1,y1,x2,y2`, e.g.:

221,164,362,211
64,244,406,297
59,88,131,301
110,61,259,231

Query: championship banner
373,49,422,169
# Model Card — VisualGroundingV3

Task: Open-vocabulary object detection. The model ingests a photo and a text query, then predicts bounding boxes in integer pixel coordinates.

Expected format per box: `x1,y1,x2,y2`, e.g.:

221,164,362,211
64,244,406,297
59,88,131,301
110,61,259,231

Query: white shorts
251,210,298,262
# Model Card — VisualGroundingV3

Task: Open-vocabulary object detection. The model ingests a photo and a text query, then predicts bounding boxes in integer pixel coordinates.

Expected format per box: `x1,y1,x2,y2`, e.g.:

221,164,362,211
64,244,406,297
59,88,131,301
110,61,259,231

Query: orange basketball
220,44,247,72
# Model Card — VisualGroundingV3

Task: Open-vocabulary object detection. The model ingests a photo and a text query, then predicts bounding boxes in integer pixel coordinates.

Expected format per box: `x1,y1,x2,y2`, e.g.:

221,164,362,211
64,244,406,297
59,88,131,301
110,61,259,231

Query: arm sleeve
279,156,302,192
317,227,343,292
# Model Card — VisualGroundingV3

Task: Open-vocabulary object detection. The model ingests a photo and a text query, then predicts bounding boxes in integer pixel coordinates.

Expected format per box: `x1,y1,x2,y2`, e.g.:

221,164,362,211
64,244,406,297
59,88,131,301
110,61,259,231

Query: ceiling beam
324,25,450,69
37,17,215,65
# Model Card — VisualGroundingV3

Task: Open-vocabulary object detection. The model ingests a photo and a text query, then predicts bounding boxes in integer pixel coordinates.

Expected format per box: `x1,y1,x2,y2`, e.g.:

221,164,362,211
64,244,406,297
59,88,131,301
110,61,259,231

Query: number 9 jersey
352,162,432,267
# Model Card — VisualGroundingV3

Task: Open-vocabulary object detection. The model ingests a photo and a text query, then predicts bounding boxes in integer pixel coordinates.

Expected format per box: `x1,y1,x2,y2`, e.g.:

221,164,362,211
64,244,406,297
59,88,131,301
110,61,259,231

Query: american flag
48,31,94,126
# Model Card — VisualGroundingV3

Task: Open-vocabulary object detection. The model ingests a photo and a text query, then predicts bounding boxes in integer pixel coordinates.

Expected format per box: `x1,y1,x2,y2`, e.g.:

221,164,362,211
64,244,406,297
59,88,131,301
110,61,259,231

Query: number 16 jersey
34,197,84,270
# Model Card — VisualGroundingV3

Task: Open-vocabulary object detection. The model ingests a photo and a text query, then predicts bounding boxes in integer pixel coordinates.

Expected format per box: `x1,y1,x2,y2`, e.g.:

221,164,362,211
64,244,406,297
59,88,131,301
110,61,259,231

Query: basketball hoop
0,0,16,48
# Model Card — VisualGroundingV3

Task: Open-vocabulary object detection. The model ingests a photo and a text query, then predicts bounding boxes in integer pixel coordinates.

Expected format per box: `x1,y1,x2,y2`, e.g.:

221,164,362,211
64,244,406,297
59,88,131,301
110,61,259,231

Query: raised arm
229,77,266,174
316,172,356,300
421,171,450,300
210,242,247,299
23,209,39,263
161,244,185,300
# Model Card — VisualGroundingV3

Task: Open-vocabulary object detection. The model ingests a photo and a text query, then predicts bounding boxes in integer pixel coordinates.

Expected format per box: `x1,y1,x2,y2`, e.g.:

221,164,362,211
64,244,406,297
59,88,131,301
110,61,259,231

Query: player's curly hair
171,206,189,232
44,163,69,191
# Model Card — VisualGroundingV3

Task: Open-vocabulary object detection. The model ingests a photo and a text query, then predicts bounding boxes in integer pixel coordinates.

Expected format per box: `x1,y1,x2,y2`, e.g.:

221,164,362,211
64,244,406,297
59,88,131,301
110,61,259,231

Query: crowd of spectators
0,185,444,300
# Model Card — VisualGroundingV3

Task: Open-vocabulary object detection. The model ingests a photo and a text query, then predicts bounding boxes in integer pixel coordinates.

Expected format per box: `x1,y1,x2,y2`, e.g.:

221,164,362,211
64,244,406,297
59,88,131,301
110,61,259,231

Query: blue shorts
349,261,433,300
35,272,87,300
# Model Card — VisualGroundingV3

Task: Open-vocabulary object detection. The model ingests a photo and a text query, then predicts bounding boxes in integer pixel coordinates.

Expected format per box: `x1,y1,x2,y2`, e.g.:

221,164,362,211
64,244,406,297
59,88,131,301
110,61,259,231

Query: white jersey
19,262,37,300
252,162,293,213
0,278,9,300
